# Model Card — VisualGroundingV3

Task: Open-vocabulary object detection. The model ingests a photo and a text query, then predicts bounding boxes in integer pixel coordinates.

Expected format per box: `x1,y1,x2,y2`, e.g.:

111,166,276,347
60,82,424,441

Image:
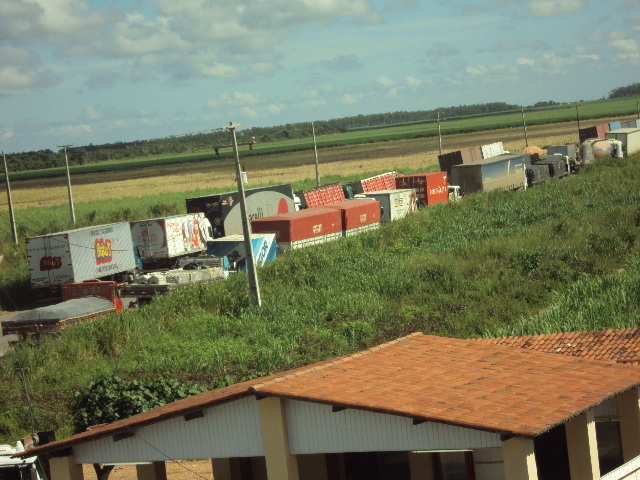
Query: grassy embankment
2,96,637,183
1,155,640,442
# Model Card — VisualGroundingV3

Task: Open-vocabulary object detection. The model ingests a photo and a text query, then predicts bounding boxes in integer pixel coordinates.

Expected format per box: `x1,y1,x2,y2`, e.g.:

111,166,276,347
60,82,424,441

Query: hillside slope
1,155,639,442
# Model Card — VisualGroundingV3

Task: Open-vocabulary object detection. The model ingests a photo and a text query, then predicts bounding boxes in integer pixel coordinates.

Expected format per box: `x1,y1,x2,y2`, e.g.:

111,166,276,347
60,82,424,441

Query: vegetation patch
1,155,640,442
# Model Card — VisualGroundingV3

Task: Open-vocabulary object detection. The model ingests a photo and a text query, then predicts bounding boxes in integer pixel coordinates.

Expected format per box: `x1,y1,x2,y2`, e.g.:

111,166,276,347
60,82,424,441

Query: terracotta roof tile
251,334,640,438
474,328,640,365
21,332,640,457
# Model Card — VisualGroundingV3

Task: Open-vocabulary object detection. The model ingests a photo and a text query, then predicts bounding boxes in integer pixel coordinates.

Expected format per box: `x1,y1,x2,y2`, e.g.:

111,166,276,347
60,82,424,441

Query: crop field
0,115,628,212
2,96,638,185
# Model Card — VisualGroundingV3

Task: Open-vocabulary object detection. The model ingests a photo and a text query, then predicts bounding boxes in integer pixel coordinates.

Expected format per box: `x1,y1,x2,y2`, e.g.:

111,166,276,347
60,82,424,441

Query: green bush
72,376,205,434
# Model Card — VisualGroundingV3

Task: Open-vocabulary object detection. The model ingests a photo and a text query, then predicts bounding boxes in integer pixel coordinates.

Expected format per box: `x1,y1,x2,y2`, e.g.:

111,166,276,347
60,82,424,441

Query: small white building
16,332,640,480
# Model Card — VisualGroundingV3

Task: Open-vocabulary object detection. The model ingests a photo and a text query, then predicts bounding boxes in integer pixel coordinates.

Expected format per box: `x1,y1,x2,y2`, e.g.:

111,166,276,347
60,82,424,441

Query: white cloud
466,65,488,76
0,65,58,90
44,124,92,137
375,75,395,87
84,70,119,89
517,57,535,66
241,106,260,119
527,0,585,17
0,45,58,90
406,76,422,87
198,64,240,79
265,104,284,115
0,0,114,44
0,128,14,141
85,106,104,121
341,93,364,104
608,33,640,64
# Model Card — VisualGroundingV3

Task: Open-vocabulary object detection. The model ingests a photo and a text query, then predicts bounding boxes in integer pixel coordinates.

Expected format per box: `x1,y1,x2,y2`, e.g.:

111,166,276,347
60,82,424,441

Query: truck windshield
0,465,35,480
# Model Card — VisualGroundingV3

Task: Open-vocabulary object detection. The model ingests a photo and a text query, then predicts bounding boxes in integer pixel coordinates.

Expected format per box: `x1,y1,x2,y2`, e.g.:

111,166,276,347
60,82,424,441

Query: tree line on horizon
1,102,525,173
4,82,639,173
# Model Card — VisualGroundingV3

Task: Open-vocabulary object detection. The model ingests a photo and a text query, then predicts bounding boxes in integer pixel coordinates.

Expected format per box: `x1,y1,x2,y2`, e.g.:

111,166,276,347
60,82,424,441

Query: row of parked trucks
4,125,633,338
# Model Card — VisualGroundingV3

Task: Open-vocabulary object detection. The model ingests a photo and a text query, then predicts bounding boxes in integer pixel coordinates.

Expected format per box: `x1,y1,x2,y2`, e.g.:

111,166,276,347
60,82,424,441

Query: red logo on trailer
95,238,113,265
40,256,62,271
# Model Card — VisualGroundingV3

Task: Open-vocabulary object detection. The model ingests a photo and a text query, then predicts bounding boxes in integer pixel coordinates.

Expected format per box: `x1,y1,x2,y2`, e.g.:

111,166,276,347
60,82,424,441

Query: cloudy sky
1,0,639,153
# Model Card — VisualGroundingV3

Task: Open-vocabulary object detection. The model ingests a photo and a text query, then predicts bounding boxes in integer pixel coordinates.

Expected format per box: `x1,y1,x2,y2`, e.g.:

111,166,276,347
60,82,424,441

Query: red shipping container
303,183,345,208
251,207,342,245
396,172,449,206
324,199,381,235
61,281,119,303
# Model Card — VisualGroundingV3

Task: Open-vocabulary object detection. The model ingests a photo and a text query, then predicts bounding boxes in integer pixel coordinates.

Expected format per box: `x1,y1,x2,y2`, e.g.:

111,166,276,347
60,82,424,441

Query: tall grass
1,155,640,442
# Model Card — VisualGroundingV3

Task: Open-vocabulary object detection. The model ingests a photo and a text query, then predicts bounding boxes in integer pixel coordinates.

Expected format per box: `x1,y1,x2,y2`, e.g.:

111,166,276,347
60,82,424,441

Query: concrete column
49,456,84,480
408,452,436,480
502,437,538,480
298,454,328,480
473,448,505,480
211,458,243,480
565,410,600,480
258,396,299,480
136,461,167,480
617,386,640,462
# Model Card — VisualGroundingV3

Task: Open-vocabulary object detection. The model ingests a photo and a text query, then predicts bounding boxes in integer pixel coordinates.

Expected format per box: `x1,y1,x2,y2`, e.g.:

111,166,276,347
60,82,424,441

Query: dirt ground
82,460,214,479
0,119,617,211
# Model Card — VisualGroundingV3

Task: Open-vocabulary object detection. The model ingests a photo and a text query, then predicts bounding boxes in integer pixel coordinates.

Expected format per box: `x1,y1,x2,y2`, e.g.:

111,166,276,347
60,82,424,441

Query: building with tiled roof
474,328,640,365
16,333,640,480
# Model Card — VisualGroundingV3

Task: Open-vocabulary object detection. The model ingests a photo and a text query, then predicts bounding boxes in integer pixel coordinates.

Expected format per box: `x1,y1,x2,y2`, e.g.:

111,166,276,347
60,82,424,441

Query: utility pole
2,153,18,244
575,104,581,142
636,95,639,119
521,105,529,147
57,144,76,226
226,122,261,307
312,122,320,187
437,112,443,156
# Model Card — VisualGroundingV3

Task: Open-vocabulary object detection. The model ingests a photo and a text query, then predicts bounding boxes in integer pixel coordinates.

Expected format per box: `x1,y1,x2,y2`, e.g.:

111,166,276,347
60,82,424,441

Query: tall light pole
226,122,261,307
312,122,320,187
2,153,18,244
437,112,443,156
58,144,76,226
521,105,529,147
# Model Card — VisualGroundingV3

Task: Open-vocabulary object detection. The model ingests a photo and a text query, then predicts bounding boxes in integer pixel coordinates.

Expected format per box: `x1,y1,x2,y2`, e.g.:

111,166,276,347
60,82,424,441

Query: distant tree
533,100,559,108
609,83,640,99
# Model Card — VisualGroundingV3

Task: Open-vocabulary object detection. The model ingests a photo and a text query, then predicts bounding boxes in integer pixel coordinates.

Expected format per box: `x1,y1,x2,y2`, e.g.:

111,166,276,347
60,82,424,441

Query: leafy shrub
71,376,205,433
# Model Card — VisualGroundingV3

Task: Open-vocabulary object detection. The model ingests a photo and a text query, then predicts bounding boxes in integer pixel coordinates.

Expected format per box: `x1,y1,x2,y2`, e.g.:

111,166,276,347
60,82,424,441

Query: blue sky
1,0,639,153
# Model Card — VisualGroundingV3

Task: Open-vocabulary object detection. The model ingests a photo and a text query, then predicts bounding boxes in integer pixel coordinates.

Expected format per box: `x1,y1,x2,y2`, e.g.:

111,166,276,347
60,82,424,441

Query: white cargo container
606,128,640,157
26,223,136,288
130,213,211,267
360,189,417,222
480,142,505,159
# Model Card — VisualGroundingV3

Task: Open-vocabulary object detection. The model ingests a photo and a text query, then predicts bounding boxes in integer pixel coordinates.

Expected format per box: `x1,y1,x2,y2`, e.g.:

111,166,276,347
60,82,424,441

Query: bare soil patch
82,460,213,480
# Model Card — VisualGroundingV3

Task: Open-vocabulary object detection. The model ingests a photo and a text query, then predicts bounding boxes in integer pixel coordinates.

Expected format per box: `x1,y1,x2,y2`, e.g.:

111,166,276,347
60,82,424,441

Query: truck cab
0,442,43,480
448,185,462,201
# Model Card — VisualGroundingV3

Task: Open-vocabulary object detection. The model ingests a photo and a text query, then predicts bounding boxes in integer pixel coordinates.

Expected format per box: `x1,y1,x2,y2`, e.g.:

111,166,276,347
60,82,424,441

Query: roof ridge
249,332,423,392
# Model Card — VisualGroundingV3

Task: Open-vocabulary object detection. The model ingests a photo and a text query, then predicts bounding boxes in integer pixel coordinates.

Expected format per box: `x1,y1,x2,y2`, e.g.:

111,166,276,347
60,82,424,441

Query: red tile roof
251,334,640,437
19,333,640,457
474,328,640,365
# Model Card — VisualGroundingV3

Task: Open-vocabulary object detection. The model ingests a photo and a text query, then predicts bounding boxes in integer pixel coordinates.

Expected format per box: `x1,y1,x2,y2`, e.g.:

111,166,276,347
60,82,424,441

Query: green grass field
2,97,637,183
1,154,639,442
